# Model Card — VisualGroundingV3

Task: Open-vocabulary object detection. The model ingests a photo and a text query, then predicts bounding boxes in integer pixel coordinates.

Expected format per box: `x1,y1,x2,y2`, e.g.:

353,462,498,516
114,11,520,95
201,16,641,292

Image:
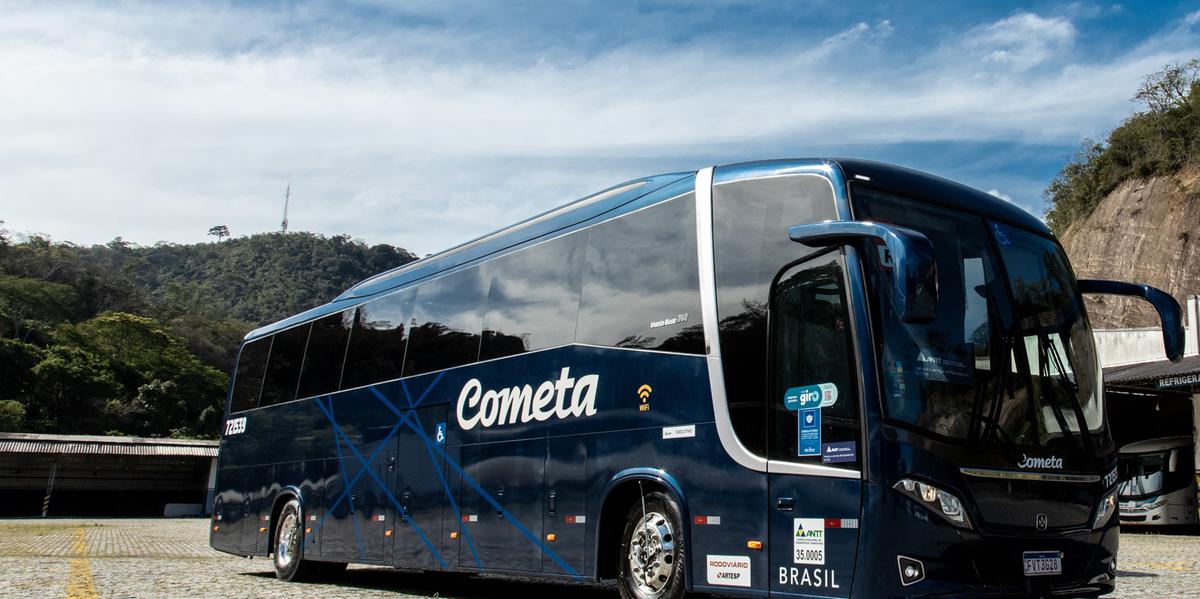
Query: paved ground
0,519,1195,598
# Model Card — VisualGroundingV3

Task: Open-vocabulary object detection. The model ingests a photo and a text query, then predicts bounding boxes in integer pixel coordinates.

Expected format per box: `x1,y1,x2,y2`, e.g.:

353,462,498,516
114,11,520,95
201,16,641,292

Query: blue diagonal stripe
408,412,482,567
314,397,449,569
403,416,582,578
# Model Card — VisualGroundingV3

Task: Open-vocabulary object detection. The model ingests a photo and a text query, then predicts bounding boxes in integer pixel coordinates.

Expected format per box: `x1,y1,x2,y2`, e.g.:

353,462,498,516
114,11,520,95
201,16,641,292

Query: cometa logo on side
456,367,599,430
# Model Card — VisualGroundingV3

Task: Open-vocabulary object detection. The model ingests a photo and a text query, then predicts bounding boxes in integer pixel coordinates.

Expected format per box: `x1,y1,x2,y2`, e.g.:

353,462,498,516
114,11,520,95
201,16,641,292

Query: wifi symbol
637,384,653,401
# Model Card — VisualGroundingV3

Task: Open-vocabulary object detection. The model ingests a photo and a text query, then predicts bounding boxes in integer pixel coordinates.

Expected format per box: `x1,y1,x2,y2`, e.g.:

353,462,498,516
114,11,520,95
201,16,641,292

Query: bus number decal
224,417,247,436
456,367,599,431
793,518,825,565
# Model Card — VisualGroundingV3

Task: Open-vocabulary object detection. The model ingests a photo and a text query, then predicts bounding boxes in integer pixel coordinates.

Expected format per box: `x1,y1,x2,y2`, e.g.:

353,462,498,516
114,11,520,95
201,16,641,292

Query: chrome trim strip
696,167,858,479
960,467,1101,483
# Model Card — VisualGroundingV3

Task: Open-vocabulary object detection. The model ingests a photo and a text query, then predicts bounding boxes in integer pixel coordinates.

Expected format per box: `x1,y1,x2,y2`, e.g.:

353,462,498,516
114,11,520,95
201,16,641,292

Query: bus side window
577,193,704,354
403,267,488,377
769,251,861,468
230,337,271,413
260,323,310,407
297,308,354,399
480,233,585,361
342,289,415,389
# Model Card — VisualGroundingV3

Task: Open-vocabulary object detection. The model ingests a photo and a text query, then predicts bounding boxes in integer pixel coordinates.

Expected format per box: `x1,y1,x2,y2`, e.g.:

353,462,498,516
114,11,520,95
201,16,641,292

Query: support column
41,461,58,517
204,457,218,515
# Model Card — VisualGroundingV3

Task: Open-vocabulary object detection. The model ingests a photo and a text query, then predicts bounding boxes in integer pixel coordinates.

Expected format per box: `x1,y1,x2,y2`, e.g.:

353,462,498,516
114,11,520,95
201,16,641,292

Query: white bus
1118,436,1197,527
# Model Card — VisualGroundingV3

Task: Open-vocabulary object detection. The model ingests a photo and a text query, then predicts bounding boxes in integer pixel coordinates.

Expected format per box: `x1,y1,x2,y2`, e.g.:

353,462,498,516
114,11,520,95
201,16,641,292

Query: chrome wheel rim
627,511,675,595
276,511,299,570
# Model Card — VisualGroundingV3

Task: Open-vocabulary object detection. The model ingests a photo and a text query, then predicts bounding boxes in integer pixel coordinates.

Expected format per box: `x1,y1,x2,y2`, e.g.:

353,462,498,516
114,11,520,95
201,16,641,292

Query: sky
2,1,1199,256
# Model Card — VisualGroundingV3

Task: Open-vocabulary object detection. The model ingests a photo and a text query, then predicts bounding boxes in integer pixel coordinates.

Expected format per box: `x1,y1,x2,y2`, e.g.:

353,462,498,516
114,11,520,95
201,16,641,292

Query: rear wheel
617,491,686,599
272,498,322,582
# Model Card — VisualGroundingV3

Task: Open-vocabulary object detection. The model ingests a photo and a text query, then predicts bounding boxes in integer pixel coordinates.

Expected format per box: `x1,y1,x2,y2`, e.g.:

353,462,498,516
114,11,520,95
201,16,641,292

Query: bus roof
244,158,1048,342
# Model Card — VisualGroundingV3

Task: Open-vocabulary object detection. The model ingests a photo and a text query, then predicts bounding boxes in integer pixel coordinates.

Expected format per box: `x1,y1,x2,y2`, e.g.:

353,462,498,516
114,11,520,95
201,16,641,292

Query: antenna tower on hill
281,183,291,234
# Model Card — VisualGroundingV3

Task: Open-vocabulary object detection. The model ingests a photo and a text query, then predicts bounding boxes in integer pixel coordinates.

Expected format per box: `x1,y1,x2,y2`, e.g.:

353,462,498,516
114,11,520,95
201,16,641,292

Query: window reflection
480,234,585,360
297,309,353,399
342,289,414,388
404,268,487,376
577,193,703,354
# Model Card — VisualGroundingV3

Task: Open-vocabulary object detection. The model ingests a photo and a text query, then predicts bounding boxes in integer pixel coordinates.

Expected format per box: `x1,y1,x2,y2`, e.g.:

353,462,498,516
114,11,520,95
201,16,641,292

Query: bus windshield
854,187,1108,452
1118,453,1167,498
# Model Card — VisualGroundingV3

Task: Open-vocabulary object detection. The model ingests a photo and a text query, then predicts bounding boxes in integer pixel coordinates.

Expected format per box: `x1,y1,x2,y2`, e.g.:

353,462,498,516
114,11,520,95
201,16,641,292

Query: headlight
1093,489,1118,529
894,478,972,529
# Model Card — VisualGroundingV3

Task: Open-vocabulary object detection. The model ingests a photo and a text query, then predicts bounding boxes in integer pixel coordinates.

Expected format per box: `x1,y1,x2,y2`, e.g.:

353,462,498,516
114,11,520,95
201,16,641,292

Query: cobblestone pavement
0,519,1196,598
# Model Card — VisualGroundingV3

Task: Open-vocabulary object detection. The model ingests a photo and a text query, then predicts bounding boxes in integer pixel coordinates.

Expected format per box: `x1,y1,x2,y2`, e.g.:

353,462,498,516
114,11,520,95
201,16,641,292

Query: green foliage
0,400,24,432
0,229,415,438
0,275,77,342
1045,59,1200,233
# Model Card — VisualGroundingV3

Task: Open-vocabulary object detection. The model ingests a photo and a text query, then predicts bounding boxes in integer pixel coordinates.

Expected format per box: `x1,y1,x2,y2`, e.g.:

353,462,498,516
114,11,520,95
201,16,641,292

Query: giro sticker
784,383,838,411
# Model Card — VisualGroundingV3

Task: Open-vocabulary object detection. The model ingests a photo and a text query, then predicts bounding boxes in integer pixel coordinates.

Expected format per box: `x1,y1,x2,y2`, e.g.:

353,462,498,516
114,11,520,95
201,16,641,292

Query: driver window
769,250,861,469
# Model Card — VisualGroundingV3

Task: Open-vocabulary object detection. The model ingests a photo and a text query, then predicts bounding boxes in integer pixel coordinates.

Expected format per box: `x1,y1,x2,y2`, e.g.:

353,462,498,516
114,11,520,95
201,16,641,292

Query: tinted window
769,251,860,468
480,233,585,360
260,324,310,407
297,309,354,399
404,268,487,376
342,290,415,389
713,174,837,455
577,193,703,353
230,337,270,413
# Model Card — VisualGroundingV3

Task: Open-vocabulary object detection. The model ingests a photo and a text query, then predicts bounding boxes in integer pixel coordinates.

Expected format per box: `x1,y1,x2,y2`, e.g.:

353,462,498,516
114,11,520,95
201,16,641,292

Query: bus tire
272,498,319,582
617,491,686,599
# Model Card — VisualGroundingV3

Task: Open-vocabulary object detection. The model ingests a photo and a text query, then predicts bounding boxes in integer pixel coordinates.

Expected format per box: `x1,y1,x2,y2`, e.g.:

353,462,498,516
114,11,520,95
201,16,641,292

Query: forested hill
1045,59,1200,328
0,229,416,438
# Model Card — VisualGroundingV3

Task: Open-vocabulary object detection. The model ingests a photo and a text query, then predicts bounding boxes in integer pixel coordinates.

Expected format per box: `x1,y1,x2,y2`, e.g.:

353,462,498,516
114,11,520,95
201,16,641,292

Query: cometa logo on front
456,367,599,430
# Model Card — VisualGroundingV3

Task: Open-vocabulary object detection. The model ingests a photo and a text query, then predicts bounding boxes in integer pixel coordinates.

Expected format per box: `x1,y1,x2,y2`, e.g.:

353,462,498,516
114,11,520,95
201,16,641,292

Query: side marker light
546,533,557,542
747,540,763,550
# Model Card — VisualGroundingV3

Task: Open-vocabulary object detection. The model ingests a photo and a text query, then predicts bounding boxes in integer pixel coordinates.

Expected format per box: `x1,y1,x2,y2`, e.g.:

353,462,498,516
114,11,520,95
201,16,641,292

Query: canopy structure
1105,354,1200,394
0,432,218,517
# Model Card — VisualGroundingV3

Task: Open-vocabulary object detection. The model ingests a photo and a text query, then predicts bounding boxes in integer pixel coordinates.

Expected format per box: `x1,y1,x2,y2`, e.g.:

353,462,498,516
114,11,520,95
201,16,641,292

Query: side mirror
1078,279,1184,362
1169,449,1179,473
789,220,938,323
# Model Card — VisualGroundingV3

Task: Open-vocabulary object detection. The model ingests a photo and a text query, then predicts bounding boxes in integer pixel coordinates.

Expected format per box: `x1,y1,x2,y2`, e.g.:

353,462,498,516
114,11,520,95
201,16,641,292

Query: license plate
1023,551,1062,577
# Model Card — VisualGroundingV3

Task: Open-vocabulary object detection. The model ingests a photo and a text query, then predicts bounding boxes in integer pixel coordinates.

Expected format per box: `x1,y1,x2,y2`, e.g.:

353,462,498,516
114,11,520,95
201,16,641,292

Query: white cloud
966,13,1076,71
0,3,1197,256
987,189,1015,203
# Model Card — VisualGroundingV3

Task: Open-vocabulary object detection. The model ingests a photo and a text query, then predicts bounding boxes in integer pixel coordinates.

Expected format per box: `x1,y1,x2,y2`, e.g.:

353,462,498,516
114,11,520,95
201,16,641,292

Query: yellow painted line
65,527,98,599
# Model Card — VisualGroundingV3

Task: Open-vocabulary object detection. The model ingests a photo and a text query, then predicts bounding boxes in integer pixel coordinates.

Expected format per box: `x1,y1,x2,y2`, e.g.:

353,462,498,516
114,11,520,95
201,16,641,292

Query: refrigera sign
456,367,599,430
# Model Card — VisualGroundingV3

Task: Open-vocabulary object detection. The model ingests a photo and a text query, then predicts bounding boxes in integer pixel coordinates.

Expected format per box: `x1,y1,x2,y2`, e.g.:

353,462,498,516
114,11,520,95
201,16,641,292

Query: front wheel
272,498,322,582
617,491,686,599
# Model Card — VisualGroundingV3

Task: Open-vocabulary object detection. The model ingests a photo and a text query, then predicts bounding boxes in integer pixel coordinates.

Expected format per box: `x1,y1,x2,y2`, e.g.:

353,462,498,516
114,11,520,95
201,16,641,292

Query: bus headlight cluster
894,478,972,529
1093,489,1118,529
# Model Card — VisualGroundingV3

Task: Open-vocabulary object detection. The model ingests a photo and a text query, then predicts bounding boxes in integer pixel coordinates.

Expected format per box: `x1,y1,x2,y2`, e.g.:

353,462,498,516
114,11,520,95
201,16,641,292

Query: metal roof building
0,432,219,517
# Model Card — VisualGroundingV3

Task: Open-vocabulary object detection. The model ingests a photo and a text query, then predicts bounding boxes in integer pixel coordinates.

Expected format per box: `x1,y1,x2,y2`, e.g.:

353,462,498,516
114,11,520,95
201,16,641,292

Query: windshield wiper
1039,332,1093,451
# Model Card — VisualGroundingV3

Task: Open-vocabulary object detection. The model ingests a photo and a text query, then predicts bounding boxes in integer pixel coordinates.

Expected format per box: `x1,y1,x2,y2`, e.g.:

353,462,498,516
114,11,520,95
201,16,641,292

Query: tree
28,345,122,433
57,312,227,437
0,400,24,431
1135,59,1200,116
208,225,230,242
0,275,77,341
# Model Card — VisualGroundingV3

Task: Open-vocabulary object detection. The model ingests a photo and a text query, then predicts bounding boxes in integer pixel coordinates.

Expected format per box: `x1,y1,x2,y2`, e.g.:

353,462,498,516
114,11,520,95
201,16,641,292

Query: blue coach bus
211,159,1184,598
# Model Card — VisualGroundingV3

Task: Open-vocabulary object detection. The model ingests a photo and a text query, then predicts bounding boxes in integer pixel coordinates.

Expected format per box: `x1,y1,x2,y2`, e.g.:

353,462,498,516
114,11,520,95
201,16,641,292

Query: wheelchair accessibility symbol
435,423,446,445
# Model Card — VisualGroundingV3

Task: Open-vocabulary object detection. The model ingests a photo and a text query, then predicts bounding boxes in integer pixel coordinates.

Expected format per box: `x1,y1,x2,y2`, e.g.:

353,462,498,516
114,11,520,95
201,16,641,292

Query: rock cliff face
1059,168,1200,328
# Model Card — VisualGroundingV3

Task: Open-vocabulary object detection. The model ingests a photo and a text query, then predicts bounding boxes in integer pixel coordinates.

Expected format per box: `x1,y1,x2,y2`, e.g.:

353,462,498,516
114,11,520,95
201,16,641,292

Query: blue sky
2,1,1199,254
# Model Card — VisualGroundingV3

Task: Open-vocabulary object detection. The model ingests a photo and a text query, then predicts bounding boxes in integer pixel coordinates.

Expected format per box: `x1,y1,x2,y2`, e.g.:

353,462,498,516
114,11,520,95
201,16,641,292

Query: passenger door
767,251,863,598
